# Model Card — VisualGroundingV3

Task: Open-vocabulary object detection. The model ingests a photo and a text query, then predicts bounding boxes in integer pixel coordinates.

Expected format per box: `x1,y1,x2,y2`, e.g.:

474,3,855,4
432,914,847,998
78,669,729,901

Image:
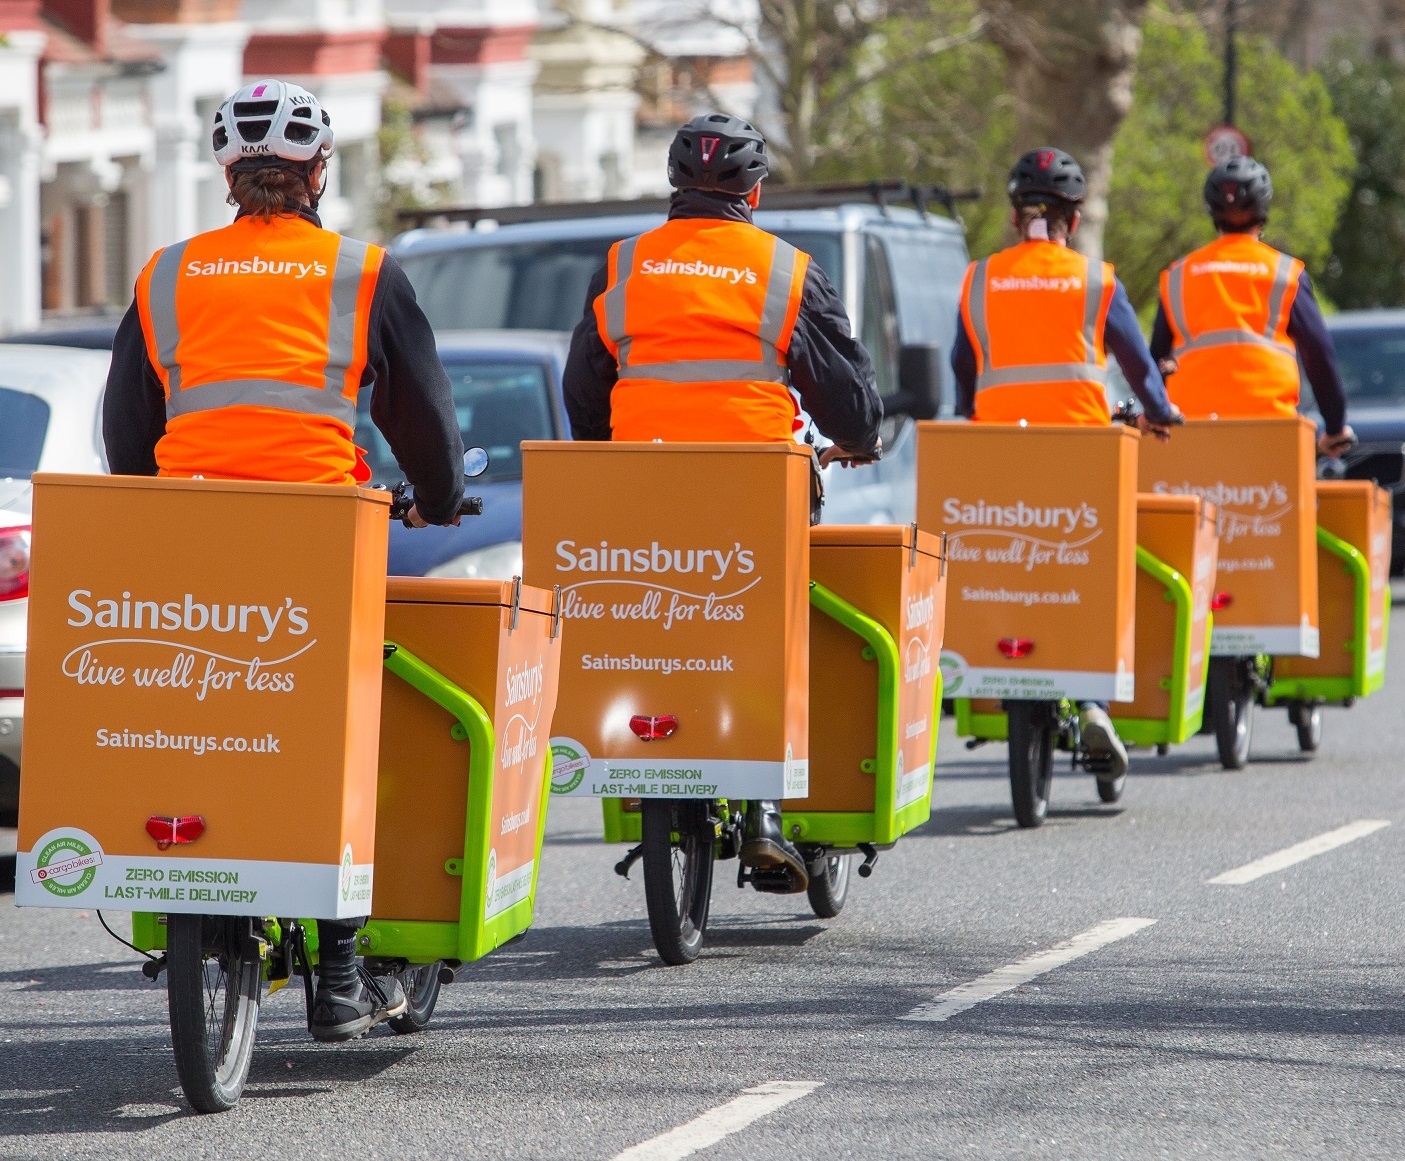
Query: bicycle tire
1208,657,1253,770
806,853,853,919
167,914,262,1113
1291,702,1322,754
1096,773,1127,803
1007,701,1054,828
641,799,714,965
389,962,442,1034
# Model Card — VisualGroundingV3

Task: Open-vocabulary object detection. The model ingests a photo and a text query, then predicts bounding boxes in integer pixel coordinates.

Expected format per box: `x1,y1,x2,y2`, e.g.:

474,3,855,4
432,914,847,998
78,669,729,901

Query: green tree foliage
1319,46,1405,309
1106,7,1354,314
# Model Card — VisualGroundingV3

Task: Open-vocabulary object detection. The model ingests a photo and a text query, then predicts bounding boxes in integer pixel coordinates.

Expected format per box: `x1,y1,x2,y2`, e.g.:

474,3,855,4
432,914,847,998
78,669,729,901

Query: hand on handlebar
1317,425,1357,458
818,437,883,469
1136,404,1183,443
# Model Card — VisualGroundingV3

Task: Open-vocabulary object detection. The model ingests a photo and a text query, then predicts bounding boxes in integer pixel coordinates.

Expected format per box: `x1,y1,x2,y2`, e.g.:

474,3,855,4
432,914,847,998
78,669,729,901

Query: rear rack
396,181,982,230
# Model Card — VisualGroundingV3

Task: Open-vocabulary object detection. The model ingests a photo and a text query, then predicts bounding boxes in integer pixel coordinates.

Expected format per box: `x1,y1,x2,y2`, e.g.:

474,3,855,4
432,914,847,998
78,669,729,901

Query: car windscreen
0,387,51,479
355,359,554,484
401,229,845,334
1319,328,1405,406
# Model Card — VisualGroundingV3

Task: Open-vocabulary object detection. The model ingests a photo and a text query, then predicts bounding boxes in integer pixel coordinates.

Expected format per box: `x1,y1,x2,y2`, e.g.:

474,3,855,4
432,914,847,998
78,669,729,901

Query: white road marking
899,917,1158,1023
1207,819,1391,885
609,1080,822,1161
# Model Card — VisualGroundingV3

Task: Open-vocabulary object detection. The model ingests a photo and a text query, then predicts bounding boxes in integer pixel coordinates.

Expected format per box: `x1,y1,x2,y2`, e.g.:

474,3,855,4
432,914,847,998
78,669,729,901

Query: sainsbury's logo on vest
639,258,758,285
1187,260,1272,277
185,257,329,279
989,274,1083,293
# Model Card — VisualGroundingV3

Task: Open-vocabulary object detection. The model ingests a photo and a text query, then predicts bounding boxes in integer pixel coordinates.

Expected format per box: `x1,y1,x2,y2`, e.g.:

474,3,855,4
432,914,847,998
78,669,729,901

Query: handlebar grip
460,496,484,517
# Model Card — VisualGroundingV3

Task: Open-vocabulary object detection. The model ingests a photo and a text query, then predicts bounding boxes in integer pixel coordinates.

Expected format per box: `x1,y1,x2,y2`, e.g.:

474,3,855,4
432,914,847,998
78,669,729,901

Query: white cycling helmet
212,79,334,167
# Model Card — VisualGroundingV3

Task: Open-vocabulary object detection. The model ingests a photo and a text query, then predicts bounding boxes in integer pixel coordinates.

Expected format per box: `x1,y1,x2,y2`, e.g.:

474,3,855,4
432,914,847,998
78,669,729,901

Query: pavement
2,614,1404,1158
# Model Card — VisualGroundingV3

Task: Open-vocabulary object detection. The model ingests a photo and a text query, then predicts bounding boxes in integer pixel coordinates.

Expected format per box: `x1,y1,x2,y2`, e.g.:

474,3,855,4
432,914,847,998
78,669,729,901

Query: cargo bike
1140,417,1390,768
522,442,948,964
920,421,1221,827
14,456,564,1112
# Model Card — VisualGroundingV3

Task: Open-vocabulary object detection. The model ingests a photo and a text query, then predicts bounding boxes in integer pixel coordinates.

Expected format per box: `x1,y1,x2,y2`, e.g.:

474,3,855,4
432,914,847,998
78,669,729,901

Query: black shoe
739,801,809,894
310,966,407,1042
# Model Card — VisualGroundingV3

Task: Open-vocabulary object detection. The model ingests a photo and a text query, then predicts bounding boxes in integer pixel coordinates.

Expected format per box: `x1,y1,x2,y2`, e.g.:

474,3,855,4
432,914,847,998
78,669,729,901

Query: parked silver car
0,344,110,820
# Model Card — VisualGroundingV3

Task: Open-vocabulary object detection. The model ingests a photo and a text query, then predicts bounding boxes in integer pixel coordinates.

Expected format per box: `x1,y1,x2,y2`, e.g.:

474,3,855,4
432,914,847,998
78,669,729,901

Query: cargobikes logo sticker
339,844,353,904
549,737,592,794
939,651,969,696
31,829,104,897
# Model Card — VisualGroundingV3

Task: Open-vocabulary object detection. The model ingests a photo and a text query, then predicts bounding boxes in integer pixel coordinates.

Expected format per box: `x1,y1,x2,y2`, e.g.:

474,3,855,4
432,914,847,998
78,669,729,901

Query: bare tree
981,0,1150,259
623,1,988,182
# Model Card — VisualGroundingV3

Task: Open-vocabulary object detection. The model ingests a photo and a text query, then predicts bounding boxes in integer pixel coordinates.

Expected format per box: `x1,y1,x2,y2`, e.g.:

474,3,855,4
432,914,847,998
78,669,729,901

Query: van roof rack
396,181,982,230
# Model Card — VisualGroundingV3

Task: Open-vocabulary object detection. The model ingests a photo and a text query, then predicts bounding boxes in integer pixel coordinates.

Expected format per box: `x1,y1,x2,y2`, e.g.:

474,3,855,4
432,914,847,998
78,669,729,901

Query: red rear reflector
997,637,1035,659
629,715,678,741
1210,592,1233,611
146,815,206,850
0,689,21,699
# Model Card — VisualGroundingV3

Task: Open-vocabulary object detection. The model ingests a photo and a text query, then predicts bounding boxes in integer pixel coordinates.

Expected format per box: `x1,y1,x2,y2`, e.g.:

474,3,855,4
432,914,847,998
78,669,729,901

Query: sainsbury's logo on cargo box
59,588,316,703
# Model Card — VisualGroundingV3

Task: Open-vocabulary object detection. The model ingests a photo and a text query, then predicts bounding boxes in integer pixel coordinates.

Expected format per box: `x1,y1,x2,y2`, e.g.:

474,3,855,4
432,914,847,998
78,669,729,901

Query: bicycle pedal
748,868,798,895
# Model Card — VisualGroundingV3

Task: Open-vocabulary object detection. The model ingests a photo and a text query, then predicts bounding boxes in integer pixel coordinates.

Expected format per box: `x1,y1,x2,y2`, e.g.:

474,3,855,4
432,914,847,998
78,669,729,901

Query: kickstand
614,843,643,880
291,922,317,1033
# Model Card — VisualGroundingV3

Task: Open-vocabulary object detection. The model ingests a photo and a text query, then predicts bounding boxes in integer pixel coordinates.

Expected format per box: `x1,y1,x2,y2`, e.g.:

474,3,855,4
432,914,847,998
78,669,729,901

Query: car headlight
425,540,523,581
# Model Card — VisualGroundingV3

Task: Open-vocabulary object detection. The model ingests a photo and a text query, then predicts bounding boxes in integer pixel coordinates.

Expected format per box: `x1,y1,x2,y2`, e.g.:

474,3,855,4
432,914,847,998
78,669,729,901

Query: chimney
43,0,109,55
0,1,44,31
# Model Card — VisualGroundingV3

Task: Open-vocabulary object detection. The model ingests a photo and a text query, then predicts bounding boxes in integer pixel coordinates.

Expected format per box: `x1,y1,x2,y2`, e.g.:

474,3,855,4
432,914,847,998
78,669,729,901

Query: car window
772,230,843,290
861,234,901,398
0,386,51,479
878,228,968,346
403,227,846,336
355,359,555,484
1314,328,1405,407
401,239,617,332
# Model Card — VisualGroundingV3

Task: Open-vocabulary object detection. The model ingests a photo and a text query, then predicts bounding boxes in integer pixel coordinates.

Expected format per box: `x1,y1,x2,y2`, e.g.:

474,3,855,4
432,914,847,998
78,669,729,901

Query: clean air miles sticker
550,737,592,794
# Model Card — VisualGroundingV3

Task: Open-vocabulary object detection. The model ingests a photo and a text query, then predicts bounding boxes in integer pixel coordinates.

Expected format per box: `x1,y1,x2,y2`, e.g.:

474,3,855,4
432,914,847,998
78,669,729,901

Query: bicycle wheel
1208,657,1254,770
1290,702,1322,754
1007,701,1055,828
641,799,715,965
167,914,262,1113
389,963,442,1034
806,853,853,919
1096,773,1127,803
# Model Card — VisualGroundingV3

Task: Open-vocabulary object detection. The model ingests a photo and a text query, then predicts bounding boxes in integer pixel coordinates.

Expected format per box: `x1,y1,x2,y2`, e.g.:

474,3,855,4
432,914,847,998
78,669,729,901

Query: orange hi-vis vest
135,214,384,484
594,217,809,442
1158,233,1304,420
960,240,1115,426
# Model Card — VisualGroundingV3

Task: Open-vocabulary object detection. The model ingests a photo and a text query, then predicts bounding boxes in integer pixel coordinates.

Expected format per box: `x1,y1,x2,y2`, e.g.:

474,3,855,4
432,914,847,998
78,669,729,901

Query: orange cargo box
1275,480,1391,695
807,525,947,815
917,423,1139,702
522,442,811,800
1112,494,1218,734
16,474,389,918
373,578,562,925
1139,417,1318,657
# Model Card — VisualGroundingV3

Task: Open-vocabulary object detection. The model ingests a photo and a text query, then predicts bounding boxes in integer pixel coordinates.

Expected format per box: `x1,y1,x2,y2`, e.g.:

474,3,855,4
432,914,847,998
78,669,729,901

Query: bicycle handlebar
387,482,483,527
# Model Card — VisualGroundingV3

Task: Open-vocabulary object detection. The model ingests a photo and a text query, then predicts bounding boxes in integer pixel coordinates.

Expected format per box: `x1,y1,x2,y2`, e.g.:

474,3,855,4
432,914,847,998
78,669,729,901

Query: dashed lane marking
1207,819,1391,885
609,1080,823,1161
899,917,1158,1023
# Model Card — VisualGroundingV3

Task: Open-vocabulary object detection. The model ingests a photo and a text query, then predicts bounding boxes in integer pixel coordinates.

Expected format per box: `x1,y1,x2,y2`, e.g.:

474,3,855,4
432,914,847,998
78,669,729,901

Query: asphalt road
3,613,1403,1159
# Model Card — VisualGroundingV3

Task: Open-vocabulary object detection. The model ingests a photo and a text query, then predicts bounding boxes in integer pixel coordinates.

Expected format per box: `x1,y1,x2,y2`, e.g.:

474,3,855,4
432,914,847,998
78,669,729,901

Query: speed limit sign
1204,124,1251,166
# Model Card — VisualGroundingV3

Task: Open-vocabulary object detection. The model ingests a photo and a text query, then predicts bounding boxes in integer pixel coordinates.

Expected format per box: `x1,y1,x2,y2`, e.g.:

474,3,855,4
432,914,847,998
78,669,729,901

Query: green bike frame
134,642,549,965
1266,525,1390,705
602,581,941,848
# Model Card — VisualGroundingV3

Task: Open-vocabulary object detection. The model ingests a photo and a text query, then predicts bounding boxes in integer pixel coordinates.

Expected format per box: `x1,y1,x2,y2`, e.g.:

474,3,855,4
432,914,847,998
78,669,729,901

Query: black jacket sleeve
103,303,167,476
562,264,615,441
1288,272,1348,436
1149,301,1174,363
788,263,883,452
951,316,977,418
100,252,465,524
364,255,465,524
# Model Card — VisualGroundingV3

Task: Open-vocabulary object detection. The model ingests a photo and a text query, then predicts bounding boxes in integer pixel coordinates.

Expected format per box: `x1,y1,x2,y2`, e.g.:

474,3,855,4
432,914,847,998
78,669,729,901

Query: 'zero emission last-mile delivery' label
548,738,806,800
14,827,374,917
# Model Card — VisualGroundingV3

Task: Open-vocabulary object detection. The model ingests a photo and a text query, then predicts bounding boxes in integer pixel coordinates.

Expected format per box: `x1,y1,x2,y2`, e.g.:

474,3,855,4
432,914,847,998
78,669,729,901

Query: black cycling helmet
667,113,769,196
1007,147,1087,206
1204,155,1273,228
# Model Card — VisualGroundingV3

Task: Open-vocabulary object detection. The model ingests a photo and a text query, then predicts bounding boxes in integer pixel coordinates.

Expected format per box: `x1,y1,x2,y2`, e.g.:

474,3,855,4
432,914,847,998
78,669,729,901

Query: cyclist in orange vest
564,113,883,893
951,147,1181,783
1150,156,1354,456
102,80,465,1042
